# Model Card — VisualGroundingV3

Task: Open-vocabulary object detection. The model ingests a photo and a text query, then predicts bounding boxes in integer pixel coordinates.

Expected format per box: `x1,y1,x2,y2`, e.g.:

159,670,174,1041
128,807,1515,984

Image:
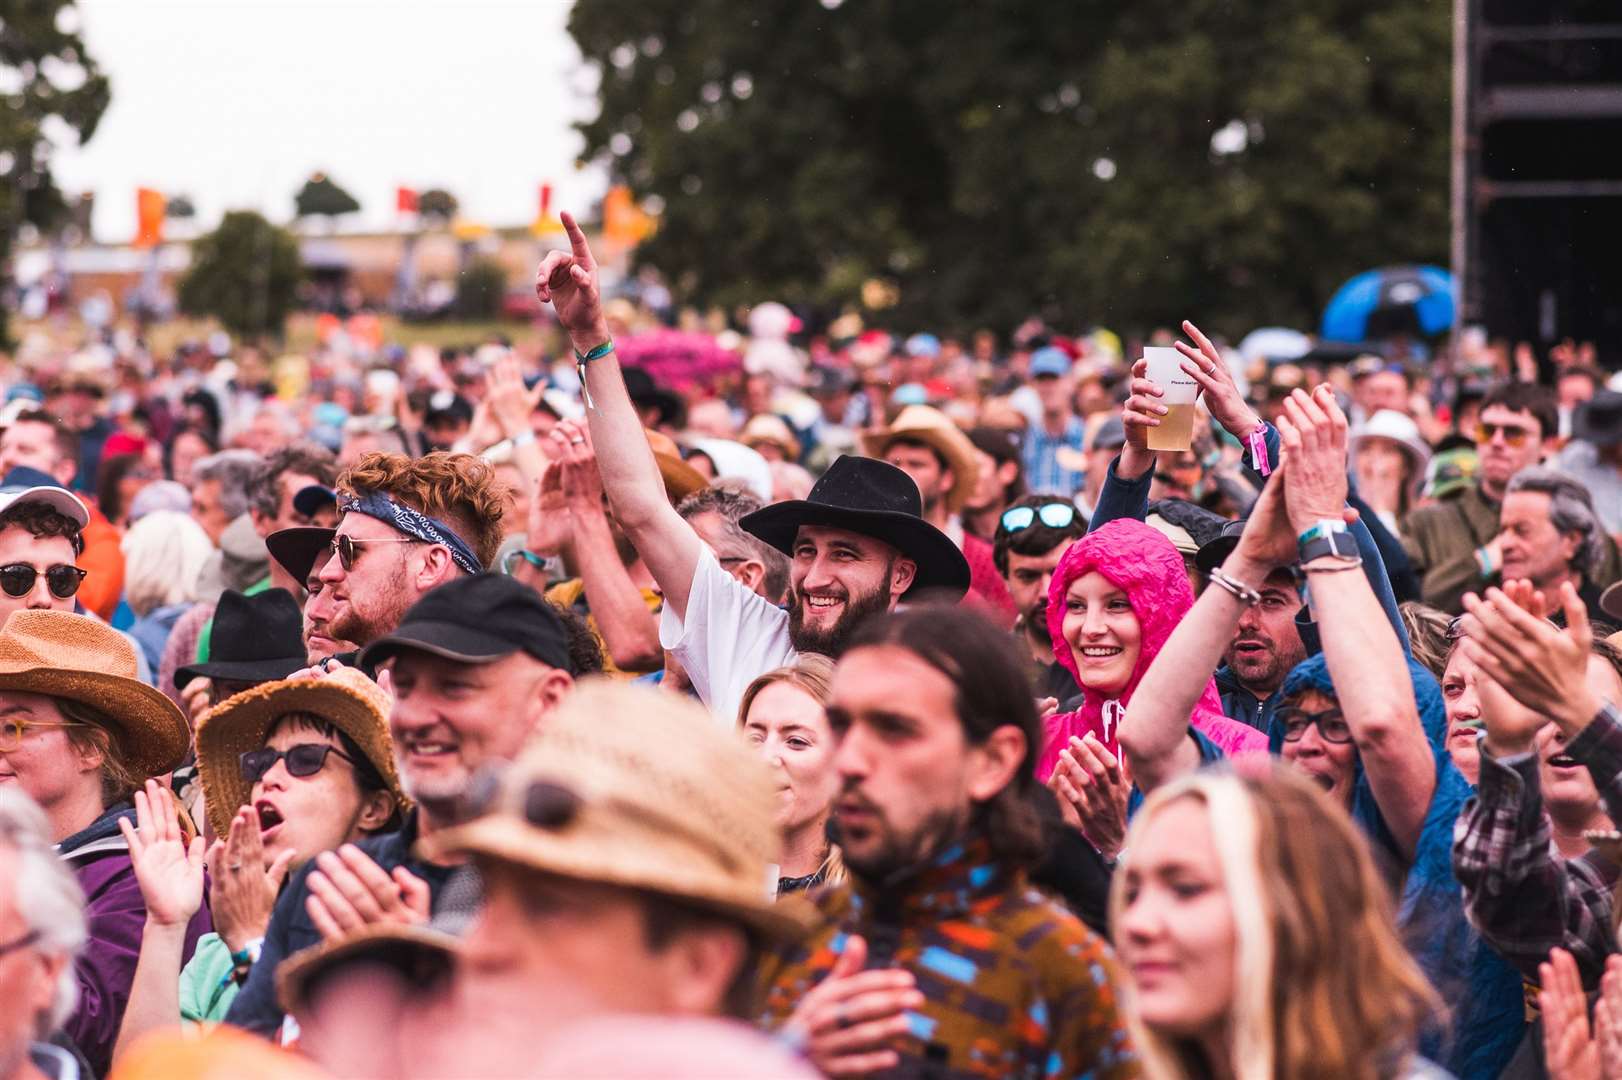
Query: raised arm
1123,467,1296,792
535,212,703,619
1279,386,1434,858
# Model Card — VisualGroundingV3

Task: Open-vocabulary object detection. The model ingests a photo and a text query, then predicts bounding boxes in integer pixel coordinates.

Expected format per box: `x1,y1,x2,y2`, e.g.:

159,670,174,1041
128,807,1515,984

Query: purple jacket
58,802,211,1079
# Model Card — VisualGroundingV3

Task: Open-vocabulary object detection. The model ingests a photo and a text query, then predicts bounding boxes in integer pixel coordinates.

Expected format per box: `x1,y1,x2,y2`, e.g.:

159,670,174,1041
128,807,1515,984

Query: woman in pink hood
1037,518,1267,780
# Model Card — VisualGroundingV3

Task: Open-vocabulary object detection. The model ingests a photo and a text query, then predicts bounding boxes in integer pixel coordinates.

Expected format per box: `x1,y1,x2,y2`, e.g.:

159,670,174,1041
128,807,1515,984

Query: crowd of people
1,209,1620,1079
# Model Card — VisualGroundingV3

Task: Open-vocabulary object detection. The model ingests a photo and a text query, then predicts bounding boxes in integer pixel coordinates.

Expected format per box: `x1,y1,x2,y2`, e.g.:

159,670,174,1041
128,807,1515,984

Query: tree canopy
0,0,110,340
177,211,301,340
569,0,1450,338
294,172,361,219
418,188,459,224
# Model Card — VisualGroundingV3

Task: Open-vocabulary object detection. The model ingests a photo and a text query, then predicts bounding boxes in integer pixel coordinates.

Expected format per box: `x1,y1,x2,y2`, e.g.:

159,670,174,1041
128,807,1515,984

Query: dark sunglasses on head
1276,707,1354,745
240,742,356,784
463,767,582,829
330,533,417,571
0,563,87,600
1475,421,1533,448
1000,503,1078,534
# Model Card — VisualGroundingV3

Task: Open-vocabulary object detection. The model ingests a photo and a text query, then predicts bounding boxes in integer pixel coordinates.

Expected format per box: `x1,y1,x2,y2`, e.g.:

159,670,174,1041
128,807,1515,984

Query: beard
330,584,415,648
788,579,894,657
1023,598,1052,649
828,787,968,882
1224,631,1306,694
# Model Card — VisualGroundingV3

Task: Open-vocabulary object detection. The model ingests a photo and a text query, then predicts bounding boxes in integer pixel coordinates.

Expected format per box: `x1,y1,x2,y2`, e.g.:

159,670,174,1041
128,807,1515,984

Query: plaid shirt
1023,415,1087,498
1453,701,1622,990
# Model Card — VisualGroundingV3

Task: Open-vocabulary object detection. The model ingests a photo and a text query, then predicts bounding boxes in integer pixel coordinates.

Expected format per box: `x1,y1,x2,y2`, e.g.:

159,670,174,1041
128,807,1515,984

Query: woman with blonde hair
737,654,844,893
1114,765,1447,1080
121,510,215,675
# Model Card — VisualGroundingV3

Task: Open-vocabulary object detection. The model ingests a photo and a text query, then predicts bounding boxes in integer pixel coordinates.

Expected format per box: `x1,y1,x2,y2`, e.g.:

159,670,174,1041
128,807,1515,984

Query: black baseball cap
358,573,572,675
292,483,338,519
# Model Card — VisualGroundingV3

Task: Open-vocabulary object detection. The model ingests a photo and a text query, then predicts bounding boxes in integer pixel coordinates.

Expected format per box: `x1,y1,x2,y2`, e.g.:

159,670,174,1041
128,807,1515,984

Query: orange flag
134,188,165,248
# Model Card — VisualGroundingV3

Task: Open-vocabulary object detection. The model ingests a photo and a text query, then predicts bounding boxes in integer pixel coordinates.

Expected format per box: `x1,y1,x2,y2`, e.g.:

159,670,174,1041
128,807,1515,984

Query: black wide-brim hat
740,455,970,598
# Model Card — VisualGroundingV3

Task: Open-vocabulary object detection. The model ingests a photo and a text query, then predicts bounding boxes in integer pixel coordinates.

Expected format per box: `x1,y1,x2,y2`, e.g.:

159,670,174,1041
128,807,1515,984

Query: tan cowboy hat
645,428,708,503
277,920,459,1018
194,667,409,841
739,414,802,461
860,404,981,513
0,610,189,779
420,681,814,940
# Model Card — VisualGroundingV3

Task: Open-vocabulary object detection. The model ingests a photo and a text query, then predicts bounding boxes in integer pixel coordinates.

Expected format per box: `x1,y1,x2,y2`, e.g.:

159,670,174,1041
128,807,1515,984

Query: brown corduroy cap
420,680,813,940
0,609,189,778
194,667,409,840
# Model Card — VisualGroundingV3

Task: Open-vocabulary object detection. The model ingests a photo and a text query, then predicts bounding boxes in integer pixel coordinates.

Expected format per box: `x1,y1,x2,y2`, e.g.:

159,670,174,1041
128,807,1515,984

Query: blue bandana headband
339,491,484,576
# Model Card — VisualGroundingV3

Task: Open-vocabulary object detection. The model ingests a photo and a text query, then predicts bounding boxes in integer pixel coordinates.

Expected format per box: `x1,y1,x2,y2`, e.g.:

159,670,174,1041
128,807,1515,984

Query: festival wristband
1246,424,1273,477
573,339,615,408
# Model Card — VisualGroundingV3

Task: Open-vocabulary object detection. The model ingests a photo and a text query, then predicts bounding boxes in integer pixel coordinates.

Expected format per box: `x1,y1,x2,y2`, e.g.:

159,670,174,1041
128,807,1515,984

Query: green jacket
1401,482,1622,615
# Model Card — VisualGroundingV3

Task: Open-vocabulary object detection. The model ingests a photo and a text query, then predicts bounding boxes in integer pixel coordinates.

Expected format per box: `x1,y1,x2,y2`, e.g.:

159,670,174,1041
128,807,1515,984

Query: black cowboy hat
266,526,335,585
740,456,970,598
175,588,308,688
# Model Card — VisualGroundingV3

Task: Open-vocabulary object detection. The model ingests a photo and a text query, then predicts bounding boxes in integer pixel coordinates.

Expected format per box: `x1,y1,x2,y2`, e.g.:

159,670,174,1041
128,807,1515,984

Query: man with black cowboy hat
174,589,310,721
223,573,580,1038
535,213,970,723
272,680,803,1077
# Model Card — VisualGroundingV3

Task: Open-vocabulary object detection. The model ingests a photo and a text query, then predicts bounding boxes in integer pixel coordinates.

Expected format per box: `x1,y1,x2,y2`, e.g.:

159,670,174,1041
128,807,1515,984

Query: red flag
539,183,553,222
396,187,419,213
133,188,165,248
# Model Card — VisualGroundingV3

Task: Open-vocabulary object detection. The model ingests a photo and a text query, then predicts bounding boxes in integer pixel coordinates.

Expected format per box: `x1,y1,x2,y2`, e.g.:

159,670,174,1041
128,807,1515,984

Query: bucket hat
1350,409,1432,499
420,680,813,940
174,589,308,689
0,610,190,778
739,414,802,461
194,666,408,840
740,456,971,597
859,405,981,514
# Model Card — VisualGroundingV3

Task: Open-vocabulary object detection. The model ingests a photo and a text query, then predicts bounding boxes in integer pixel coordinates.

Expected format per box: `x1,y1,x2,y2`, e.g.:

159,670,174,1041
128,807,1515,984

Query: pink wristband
1248,426,1273,477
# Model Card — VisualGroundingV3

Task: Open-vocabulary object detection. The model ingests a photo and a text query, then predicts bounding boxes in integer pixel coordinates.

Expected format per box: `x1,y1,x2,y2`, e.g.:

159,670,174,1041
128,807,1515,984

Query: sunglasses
240,742,357,784
0,564,87,600
1000,503,1078,534
330,534,417,572
1475,421,1533,448
464,768,581,830
1276,707,1354,745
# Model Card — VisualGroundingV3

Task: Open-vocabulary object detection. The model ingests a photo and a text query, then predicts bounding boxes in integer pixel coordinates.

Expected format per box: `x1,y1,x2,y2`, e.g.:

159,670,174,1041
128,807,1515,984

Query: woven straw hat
276,920,459,1018
194,667,409,840
421,680,812,940
0,610,189,778
860,404,981,513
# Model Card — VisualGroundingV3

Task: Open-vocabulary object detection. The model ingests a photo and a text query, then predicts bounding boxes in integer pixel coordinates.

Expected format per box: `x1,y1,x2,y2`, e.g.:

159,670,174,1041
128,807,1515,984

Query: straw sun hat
0,610,189,779
860,404,982,514
420,680,813,941
194,667,409,841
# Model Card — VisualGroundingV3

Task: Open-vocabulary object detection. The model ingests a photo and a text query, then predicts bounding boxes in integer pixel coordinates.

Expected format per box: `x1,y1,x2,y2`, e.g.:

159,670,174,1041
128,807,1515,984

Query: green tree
568,0,1450,337
178,211,302,340
417,188,459,225
294,172,361,220
0,0,110,342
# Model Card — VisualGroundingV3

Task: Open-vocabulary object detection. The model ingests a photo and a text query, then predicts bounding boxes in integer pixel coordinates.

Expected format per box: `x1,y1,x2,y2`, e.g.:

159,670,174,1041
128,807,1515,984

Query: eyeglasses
1475,421,1533,448
0,929,40,960
0,717,83,753
240,743,357,784
0,564,88,600
1000,503,1078,534
1276,707,1354,745
330,534,418,572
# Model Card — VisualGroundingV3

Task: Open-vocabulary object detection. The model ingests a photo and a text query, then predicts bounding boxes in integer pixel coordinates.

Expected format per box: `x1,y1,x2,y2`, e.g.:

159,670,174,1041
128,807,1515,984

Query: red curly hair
337,451,506,570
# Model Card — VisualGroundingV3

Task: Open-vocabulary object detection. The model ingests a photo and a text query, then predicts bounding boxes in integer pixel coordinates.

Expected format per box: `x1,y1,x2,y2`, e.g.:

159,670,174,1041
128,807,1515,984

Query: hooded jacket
1038,519,1267,778
1276,654,1523,1079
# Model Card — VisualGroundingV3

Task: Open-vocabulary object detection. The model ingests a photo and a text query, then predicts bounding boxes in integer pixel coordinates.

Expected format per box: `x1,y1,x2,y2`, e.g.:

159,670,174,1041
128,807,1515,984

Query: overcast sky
51,0,604,242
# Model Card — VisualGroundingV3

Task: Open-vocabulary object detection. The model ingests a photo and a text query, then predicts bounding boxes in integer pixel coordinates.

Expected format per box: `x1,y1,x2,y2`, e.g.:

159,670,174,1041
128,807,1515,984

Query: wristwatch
1297,519,1358,564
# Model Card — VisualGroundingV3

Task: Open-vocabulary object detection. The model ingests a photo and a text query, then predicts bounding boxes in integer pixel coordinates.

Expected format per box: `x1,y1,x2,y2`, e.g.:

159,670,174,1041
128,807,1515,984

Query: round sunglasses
329,533,418,572
240,742,357,784
0,563,87,600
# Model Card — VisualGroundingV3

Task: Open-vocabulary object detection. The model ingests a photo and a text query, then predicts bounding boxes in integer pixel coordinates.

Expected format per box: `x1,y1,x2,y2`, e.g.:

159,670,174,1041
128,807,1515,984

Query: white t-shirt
659,548,798,725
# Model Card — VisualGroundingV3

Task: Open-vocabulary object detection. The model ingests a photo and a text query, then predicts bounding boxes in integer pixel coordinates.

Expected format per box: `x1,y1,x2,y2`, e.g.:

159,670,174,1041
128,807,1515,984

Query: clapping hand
486,352,545,441
306,844,431,943
118,780,204,929
1460,580,1599,734
1275,386,1351,535
1048,734,1131,859
206,805,297,953
1542,947,1603,1080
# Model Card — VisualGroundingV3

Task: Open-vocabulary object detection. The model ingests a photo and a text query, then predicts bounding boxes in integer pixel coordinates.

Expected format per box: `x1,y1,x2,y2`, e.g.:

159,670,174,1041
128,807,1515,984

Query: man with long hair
753,605,1136,1078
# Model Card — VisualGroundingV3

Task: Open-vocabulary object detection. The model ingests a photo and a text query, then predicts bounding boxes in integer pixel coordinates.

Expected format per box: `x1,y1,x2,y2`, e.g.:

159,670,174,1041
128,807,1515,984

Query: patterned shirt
756,837,1138,1079
1023,416,1087,499
1453,701,1622,990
